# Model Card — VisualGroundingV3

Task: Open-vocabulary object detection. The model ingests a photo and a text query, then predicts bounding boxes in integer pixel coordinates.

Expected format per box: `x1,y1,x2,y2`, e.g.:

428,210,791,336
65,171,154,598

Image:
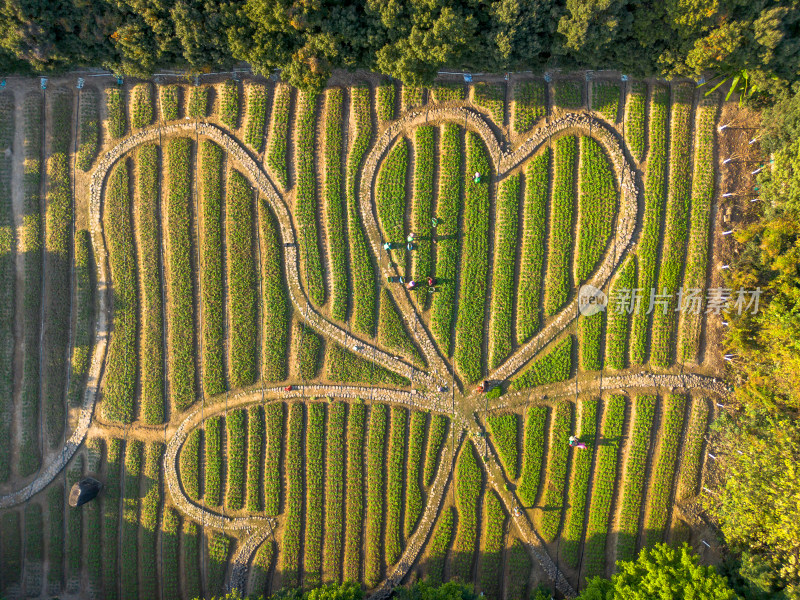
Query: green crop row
47,484,64,590
324,401,347,581
385,406,407,567
161,508,180,600
160,84,180,120
473,82,505,126
423,414,448,486
181,428,201,500
401,84,425,111
604,257,636,370
297,323,323,380
251,540,275,595
305,402,326,587
629,85,668,364
205,415,223,506
516,149,549,344
344,402,367,581
507,538,534,600
487,412,519,479
260,202,290,381
518,406,547,505
226,409,247,510
220,79,240,129
281,403,304,588
296,91,326,306
0,93,14,480
267,84,291,187
324,88,349,321
247,405,265,512
200,140,226,396
452,441,483,581
553,80,582,109
562,398,598,567
651,85,694,367
183,521,202,600
625,82,647,162
24,502,43,597
77,87,99,170
678,100,718,361
404,410,426,538
19,93,43,476
106,87,126,138
425,506,455,586
644,394,687,546
103,162,138,424
165,137,197,410
454,132,491,383
378,288,425,367
0,512,21,589
130,83,153,129
85,441,102,582
479,489,506,599
102,439,123,600
346,86,377,335
489,173,520,368
245,83,268,151
576,136,616,283
140,443,162,600
675,399,710,501
510,335,572,392
411,126,434,301
376,137,408,248
44,89,73,447
591,81,621,122
579,312,603,372
582,395,626,580
544,135,576,316
431,83,465,103
616,395,656,562
207,531,231,596
539,401,572,542
188,85,209,118
66,457,83,582
365,404,388,587
326,343,409,386
377,82,395,121
121,440,142,600
227,170,258,387
430,124,462,354
67,230,94,408
136,144,165,423
512,81,546,134
264,402,284,515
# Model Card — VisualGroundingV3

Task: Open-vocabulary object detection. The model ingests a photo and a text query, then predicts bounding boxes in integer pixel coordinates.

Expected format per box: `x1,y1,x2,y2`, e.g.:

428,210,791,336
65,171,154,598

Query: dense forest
0,0,799,95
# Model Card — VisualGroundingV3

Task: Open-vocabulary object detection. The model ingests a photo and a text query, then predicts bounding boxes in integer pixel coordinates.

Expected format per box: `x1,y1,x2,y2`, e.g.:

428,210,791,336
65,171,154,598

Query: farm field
0,74,737,600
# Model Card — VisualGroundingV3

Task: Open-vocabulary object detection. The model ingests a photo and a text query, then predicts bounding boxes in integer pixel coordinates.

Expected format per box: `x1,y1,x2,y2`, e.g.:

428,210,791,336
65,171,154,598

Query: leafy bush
512,81,546,134
305,402,326,587
518,405,547,505
377,82,396,121
510,336,572,391
487,412,519,479
452,441,483,581
553,80,582,109
489,173,520,368
77,87,99,170
136,144,165,423
159,84,180,120
539,401,572,542
591,81,621,122
220,79,240,128
404,410,427,537
430,124,462,354
205,416,223,506
324,401,347,580
604,257,636,370
378,288,425,367
180,428,201,500
625,82,647,161
516,149,549,343
106,87,126,138
324,88,349,320
281,403,304,588
326,342,409,386
454,132,491,383
261,202,290,381
267,84,291,187
130,83,153,128
245,83,268,151
247,405,265,512
385,406,407,566
365,403,388,587
188,85,209,118
478,490,506,598
344,402,367,581
411,126,434,299
473,82,505,125
226,408,247,510
425,507,455,585
264,402,284,516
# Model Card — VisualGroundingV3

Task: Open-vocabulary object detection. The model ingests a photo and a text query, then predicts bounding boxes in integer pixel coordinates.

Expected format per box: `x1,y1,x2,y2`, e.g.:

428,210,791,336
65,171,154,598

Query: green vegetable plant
188,85,209,118
518,406,547,505
377,82,396,121
226,409,247,511
365,404,388,587
604,257,636,370
553,80,582,109
325,343,409,386
77,87,99,170
220,79,240,129
404,410,426,537
130,83,153,128
512,81,546,133
452,441,483,581
511,336,573,391
473,82,505,125
180,428,201,500
591,81,621,122
385,407,407,566
106,87,126,138
246,405,265,512
411,125,434,302
478,490,506,598
344,402,366,581
425,507,455,585
539,401,572,542
305,402,326,587
244,83,268,151
625,82,646,162
159,84,180,120
260,202,290,381
205,416,223,506
378,288,425,367
486,412,519,479
324,401,347,580
281,403,304,588
267,84,291,188
423,414,449,486
324,88,349,321
264,402,284,516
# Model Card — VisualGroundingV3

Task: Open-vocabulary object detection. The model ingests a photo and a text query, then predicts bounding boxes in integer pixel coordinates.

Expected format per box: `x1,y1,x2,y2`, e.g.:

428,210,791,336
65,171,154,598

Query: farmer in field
383,242,398,250
473,171,482,183
569,435,587,450
406,280,418,290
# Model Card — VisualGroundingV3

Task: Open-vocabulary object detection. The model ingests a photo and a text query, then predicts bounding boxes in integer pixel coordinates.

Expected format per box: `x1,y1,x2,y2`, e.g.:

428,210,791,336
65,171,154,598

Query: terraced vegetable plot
0,76,726,599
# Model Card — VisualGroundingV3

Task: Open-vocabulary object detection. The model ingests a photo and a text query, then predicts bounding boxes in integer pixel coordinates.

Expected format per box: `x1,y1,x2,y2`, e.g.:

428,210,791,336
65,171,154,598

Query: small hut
69,477,103,507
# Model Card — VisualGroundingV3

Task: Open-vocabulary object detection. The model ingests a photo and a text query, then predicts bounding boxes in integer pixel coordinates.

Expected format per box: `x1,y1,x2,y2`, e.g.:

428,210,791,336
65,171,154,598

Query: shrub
344,402,367,581
205,416,223,506
604,257,636,370
159,84,180,120
220,79,240,128
77,87,99,170
180,428,201,500
539,401,572,542
207,531,231,595
135,144,165,423
423,414,449,486
281,403,305,588
324,88,349,321
591,81,621,122
130,83,153,128
512,81,546,134
487,412,519,479
200,139,226,396
378,288,425,367
377,82,395,121
227,170,258,388
454,132,491,383
510,336,573,391
305,402,326,587
247,405,265,512
625,82,647,162
188,85,209,118
226,408,247,510
518,406,547,505
385,406,407,566
364,404,388,587
261,202,290,381
264,402,284,516
452,441,483,581
103,161,137,424
325,342,409,386
553,80,582,109
106,87,126,138
489,173,520,368
478,490,506,599
516,149,549,343
324,401,347,581
245,83,268,151
473,82,505,125
404,410,427,537
267,84,291,187
425,507,455,585
411,126,434,299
